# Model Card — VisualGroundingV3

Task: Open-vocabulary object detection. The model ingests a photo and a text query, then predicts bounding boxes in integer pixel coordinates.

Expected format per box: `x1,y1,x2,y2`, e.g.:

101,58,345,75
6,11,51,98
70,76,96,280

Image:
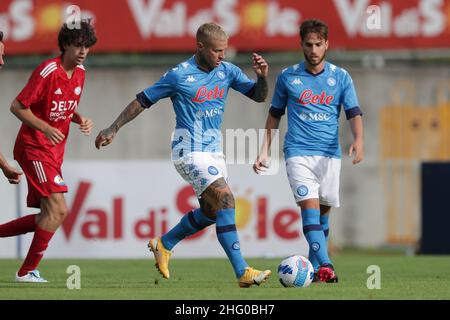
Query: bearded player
96,22,272,287
254,19,364,283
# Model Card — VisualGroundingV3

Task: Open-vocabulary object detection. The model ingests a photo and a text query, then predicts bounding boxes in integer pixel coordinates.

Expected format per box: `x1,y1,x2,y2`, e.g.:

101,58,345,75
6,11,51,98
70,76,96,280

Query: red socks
0,214,36,237
17,226,54,277
1,215,56,277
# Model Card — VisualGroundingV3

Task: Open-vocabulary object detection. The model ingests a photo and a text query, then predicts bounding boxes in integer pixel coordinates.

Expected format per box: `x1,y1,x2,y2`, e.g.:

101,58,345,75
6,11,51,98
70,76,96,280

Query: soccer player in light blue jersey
95,22,271,287
254,19,364,283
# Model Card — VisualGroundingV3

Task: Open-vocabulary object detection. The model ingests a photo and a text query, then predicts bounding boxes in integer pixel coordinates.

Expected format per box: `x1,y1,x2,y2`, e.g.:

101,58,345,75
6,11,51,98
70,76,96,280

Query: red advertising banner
1,0,449,55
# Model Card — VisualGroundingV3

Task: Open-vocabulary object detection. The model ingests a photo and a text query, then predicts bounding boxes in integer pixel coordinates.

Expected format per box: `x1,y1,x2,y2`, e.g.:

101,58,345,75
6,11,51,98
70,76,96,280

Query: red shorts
17,156,68,208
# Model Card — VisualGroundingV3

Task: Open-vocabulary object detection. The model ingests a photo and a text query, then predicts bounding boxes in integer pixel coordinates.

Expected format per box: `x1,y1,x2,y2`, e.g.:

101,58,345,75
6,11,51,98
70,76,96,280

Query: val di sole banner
14,161,309,259
1,0,449,54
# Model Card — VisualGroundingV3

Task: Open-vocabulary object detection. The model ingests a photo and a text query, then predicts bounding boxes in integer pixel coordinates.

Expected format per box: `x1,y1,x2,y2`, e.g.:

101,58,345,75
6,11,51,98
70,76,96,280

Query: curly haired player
0,21,97,282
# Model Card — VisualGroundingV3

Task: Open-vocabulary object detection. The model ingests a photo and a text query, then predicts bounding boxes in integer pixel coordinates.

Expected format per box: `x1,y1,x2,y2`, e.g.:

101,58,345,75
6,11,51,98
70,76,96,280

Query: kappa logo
54,88,62,95
291,78,303,85
186,75,197,83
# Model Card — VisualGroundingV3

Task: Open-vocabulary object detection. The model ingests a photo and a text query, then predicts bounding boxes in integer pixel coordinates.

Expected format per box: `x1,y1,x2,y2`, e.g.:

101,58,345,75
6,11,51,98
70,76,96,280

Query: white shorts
173,152,228,197
285,155,341,207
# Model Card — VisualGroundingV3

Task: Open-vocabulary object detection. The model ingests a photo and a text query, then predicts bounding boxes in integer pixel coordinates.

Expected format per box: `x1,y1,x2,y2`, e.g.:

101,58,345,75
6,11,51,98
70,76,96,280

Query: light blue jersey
138,56,255,158
271,61,361,159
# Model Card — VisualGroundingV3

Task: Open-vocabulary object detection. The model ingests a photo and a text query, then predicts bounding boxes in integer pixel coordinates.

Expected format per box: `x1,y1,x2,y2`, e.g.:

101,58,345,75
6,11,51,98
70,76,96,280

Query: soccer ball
277,255,315,288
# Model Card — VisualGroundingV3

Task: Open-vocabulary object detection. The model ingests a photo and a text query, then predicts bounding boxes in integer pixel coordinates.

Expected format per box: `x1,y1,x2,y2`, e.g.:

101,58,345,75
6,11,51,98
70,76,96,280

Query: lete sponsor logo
299,90,334,106
192,85,225,103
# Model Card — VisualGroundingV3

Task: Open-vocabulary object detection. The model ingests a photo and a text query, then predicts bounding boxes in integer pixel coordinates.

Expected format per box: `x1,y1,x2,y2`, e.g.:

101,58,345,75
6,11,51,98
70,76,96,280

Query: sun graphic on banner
35,4,63,37
239,1,267,37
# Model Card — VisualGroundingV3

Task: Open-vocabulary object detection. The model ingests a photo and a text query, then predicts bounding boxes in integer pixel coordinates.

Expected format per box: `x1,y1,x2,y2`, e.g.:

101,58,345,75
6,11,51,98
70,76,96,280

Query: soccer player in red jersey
0,30,23,184
0,22,97,282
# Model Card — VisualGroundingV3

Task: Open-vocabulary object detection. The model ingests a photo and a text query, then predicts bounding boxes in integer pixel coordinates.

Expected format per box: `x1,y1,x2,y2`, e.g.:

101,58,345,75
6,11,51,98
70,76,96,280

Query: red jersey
14,56,85,166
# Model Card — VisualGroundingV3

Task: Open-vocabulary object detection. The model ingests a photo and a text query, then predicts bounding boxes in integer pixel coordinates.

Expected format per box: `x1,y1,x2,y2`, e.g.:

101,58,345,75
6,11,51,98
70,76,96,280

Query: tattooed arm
248,53,269,102
249,76,269,103
95,99,145,149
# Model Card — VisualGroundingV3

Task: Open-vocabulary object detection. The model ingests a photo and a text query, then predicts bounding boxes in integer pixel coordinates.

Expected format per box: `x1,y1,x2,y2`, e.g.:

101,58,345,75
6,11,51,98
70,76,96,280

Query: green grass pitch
0,251,449,300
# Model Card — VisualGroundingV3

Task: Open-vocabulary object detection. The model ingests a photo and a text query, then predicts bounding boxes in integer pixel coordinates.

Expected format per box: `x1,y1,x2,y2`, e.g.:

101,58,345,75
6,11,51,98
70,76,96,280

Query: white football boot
15,270,48,283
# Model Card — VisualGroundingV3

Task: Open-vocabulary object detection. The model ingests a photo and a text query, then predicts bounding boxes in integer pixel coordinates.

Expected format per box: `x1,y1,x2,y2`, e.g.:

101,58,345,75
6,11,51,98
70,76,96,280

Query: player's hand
253,153,270,174
43,125,65,145
79,117,93,136
348,139,364,165
95,127,116,149
2,165,23,184
252,53,268,78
